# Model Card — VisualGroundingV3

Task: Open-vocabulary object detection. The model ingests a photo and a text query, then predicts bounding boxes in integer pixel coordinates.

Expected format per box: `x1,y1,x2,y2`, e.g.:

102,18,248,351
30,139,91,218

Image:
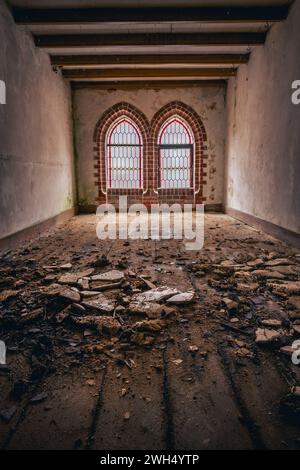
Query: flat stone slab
91,270,125,283
44,283,80,303
133,286,180,303
82,294,115,314
166,291,195,305
255,328,281,344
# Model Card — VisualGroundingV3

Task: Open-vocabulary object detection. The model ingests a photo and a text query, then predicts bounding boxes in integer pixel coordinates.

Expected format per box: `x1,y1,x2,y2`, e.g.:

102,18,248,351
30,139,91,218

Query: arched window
106,117,143,189
158,117,194,189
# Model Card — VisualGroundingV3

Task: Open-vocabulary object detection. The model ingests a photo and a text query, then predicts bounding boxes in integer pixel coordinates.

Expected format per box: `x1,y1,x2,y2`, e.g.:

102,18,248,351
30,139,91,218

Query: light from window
106,118,143,189
158,117,194,189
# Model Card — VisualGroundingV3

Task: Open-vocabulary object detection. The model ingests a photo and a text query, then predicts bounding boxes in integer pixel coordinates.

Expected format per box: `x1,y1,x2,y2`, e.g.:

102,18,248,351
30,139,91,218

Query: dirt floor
0,213,300,450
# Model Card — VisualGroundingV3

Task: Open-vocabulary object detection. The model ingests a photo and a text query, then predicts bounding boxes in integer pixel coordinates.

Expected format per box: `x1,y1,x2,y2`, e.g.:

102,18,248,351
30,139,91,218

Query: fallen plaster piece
166,291,195,305
44,283,81,303
82,294,115,313
133,286,179,303
260,319,282,328
255,328,281,344
91,270,125,282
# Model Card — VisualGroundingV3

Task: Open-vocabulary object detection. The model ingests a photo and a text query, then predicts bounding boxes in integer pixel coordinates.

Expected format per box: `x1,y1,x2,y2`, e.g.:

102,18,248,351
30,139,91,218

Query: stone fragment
44,283,80,303
0,290,17,302
172,359,183,366
58,269,94,285
265,258,292,267
82,294,115,314
0,406,17,423
253,270,285,280
91,270,124,283
260,319,282,328
268,282,300,295
128,302,176,319
166,291,195,305
30,392,48,404
292,325,300,335
222,298,238,311
20,307,44,324
133,286,179,303
73,315,121,335
288,297,300,310
255,328,281,344
60,263,72,270
188,345,199,353
280,346,295,356
132,319,167,333
247,258,264,267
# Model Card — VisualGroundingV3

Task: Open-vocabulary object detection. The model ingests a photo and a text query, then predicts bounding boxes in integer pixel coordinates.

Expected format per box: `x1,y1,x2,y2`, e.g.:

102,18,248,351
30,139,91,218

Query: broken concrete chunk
89,281,122,291
260,319,282,328
0,406,17,423
255,328,281,344
222,298,238,311
0,290,18,302
81,290,102,298
280,345,295,356
91,270,124,283
30,392,48,404
132,319,167,333
73,315,121,335
247,258,264,267
58,269,94,285
293,325,300,336
77,278,90,290
44,283,81,303
133,286,179,303
268,281,300,295
166,291,195,305
128,302,176,319
288,296,300,311
253,270,285,280
20,307,44,324
60,263,72,270
81,294,115,314
172,359,183,366
265,258,292,267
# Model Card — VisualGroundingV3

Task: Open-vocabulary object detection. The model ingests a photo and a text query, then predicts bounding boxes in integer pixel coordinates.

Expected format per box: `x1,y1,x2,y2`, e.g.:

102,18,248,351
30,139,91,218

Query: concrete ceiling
8,0,293,88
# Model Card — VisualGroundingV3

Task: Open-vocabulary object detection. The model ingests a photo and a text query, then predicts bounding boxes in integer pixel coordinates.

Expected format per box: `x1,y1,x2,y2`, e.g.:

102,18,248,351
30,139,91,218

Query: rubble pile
0,257,196,388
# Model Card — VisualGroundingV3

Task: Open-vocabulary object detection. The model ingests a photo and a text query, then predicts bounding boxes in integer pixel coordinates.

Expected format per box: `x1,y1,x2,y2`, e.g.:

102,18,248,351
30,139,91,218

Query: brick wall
93,101,208,208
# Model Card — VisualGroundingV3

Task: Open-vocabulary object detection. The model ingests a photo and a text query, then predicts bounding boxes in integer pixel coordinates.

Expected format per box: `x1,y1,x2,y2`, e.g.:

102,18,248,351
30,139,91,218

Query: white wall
226,0,300,234
0,2,75,239
74,86,226,207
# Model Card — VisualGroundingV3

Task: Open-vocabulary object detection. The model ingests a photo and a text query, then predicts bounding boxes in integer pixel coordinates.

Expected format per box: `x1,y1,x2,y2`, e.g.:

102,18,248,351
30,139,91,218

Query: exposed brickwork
93,101,208,208
93,102,150,205
150,101,208,206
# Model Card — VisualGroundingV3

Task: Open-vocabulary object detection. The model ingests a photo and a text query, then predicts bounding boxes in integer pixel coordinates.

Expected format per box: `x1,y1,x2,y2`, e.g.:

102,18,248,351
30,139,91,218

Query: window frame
105,116,143,190
157,116,195,190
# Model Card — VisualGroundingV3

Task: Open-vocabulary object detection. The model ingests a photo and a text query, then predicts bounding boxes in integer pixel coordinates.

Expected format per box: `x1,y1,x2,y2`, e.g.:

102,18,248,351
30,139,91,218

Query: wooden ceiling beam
71,80,228,90
51,53,250,67
62,67,237,79
13,6,289,24
35,32,266,48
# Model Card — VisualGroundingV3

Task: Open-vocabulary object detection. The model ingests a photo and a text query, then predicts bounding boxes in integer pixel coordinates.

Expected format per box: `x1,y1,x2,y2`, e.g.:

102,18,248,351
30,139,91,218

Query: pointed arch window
106,117,143,189
158,117,194,189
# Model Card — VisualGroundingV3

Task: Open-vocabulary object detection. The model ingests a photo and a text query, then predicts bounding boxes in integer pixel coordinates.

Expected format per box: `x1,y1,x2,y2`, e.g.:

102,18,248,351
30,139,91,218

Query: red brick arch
93,102,150,204
150,101,208,204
